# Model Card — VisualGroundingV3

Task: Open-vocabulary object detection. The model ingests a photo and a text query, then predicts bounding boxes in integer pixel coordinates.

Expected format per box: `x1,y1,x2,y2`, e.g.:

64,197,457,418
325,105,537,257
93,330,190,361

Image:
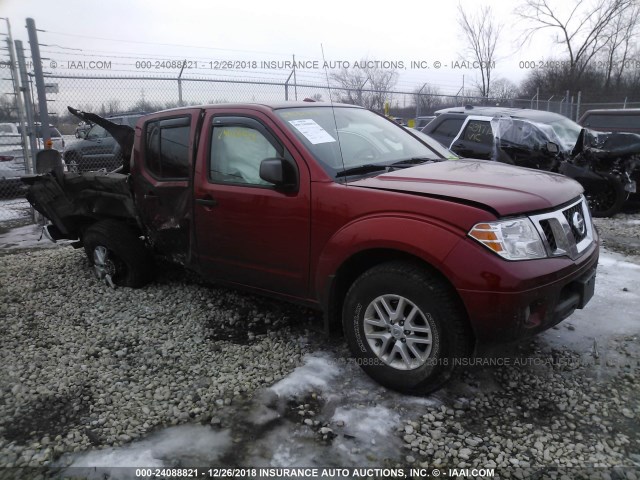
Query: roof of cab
155,101,363,115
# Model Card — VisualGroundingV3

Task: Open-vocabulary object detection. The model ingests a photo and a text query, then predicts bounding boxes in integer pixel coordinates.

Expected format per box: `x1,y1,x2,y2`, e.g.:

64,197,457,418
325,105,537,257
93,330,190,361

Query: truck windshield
276,106,447,178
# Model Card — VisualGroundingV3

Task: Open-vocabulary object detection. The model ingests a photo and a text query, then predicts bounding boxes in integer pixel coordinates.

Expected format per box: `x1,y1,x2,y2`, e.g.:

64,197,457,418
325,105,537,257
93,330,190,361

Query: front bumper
446,232,600,343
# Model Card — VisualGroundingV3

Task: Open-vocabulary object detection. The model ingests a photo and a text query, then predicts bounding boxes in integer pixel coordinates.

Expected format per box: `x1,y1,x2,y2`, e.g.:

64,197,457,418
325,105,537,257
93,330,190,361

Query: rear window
145,117,190,179
581,113,639,130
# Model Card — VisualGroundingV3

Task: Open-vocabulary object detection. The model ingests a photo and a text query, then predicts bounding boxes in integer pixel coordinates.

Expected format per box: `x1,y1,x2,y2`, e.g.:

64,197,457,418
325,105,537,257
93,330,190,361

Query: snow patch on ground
0,224,63,250
0,199,30,222
63,426,231,477
539,249,640,358
332,405,400,438
598,253,640,270
269,354,341,399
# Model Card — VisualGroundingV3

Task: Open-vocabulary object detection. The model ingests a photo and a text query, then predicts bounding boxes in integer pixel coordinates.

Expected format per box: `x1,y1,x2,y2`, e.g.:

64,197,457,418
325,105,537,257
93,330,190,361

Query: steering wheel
353,146,380,161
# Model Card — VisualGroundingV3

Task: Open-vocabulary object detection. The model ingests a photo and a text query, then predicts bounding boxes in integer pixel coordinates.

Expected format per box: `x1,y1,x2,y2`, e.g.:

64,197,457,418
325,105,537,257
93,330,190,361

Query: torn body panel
24,172,139,240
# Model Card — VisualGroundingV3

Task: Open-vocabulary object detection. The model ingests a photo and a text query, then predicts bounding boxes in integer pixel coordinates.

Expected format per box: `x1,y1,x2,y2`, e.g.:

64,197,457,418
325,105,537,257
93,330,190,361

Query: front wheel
585,174,629,217
342,261,472,394
83,220,154,288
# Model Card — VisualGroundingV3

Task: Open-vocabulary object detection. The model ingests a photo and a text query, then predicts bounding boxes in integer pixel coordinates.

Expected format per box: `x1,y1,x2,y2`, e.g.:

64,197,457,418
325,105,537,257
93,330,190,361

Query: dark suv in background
578,108,640,134
63,113,145,172
422,106,640,217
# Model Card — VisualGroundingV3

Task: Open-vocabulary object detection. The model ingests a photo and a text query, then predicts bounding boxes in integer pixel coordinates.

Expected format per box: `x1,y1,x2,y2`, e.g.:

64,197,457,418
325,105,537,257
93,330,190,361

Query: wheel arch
321,247,473,347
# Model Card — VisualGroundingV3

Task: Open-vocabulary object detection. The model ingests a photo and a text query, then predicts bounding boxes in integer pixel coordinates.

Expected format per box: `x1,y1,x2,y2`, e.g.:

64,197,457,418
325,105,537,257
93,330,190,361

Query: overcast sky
0,0,576,115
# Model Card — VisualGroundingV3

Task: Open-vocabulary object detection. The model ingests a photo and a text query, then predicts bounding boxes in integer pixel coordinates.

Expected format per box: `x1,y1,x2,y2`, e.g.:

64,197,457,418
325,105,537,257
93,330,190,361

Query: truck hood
350,159,583,216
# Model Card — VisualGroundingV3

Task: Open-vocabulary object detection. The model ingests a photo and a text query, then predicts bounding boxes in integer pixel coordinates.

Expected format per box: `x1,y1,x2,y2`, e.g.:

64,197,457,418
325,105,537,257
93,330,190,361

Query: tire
585,174,629,217
83,219,154,288
342,261,472,394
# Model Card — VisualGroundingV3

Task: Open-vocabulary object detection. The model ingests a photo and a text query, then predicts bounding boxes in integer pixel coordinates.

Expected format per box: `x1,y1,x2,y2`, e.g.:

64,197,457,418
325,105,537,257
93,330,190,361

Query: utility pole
1,18,30,168
15,40,38,173
26,18,50,148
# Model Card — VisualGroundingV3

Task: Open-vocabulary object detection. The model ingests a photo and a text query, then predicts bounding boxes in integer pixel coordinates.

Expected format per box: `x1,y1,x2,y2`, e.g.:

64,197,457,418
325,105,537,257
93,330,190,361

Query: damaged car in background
423,106,640,217
22,103,599,393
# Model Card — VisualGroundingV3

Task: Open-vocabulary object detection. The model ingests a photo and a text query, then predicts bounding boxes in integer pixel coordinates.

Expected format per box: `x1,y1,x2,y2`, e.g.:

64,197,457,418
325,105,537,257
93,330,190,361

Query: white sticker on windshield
288,119,336,144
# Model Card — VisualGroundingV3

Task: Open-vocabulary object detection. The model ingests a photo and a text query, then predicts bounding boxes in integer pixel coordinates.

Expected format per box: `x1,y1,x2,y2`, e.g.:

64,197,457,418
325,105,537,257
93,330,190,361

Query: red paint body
130,103,599,343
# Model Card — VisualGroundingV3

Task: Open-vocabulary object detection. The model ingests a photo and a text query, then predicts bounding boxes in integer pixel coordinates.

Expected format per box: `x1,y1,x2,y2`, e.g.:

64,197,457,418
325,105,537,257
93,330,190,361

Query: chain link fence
1,69,639,228
0,44,32,229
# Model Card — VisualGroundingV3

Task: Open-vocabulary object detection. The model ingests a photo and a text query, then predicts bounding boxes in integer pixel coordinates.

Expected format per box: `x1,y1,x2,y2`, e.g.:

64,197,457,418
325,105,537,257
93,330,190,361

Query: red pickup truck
24,102,599,393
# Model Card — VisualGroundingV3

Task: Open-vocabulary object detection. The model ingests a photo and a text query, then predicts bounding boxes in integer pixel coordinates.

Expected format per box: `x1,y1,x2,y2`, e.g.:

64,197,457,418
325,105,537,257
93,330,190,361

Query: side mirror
78,131,86,139
259,157,298,191
546,142,560,154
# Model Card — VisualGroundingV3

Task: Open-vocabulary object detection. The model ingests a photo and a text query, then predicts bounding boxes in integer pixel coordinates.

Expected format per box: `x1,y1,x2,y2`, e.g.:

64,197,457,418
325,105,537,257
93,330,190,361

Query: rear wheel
586,174,628,217
83,220,153,288
342,261,472,394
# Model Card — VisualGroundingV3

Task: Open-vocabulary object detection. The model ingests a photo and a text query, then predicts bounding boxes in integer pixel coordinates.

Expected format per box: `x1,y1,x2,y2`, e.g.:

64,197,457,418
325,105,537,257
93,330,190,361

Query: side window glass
86,124,107,140
434,118,465,138
210,125,277,186
463,120,493,144
146,122,161,175
145,119,190,179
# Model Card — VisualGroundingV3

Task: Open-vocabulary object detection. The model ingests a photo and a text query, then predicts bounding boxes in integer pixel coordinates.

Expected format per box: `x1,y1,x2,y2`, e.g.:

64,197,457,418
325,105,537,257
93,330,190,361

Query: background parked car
578,108,640,134
1,124,66,197
15,123,65,151
422,106,640,217
63,113,144,172
75,121,92,138
0,123,21,149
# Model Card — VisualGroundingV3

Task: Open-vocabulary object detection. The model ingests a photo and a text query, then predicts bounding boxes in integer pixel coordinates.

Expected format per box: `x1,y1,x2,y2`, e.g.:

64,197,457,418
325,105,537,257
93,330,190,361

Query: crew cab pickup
24,103,599,393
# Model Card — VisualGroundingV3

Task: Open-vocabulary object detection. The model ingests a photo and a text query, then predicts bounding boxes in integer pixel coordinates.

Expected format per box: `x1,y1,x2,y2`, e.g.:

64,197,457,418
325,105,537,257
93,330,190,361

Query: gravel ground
1,230,639,477
0,249,318,468
594,208,640,258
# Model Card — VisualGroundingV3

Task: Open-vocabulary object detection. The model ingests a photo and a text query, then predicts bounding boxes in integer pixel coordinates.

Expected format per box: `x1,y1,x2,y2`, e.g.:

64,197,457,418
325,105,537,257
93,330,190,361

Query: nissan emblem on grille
530,197,594,260
572,211,586,236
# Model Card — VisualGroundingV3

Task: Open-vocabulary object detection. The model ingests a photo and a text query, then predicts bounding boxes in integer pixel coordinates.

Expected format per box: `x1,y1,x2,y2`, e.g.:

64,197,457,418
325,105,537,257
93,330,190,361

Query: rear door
131,109,201,260
450,117,494,159
192,110,311,298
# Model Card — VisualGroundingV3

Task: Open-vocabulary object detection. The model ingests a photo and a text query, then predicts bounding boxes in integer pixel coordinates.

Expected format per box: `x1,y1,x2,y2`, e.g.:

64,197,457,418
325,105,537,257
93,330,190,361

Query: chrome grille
529,196,594,260
539,220,557,251
562,203,588,243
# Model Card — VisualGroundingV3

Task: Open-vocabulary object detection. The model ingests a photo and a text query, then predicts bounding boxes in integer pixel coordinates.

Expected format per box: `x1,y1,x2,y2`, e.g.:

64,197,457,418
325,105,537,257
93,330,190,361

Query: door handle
144,192,157,200
196,197,218,207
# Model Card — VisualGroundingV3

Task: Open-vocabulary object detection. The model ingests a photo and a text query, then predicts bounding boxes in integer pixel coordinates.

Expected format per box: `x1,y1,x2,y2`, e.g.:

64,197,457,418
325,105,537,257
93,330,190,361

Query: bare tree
330,60,398,111
600,1,640,87
457,4,502,98
98,99,122,116
515,0,636,80
0,94,17,122
490,78,519,102
413,84,443,115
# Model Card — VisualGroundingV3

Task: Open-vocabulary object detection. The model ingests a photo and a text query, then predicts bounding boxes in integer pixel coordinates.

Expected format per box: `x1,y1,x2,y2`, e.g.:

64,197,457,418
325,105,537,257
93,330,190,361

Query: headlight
469,218,546,260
